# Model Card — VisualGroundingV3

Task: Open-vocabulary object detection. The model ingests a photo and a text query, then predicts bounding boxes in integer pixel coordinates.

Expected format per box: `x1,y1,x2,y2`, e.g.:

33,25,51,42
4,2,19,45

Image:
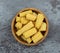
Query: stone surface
0,0,60,53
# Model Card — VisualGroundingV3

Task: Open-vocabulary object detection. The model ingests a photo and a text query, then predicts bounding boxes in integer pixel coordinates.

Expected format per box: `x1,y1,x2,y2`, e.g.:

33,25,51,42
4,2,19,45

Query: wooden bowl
11,8,49,46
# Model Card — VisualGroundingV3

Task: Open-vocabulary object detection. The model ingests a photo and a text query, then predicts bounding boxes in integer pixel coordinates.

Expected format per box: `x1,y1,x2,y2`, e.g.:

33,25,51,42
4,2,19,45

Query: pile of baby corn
15,10,46,44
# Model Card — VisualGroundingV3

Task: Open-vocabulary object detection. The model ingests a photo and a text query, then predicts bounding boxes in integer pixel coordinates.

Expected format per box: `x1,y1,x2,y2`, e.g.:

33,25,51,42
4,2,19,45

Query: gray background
0,0,60,53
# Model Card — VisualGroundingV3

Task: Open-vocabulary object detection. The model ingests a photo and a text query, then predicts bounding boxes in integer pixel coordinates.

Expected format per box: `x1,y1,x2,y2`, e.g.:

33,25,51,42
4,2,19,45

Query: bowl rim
11,8,49,46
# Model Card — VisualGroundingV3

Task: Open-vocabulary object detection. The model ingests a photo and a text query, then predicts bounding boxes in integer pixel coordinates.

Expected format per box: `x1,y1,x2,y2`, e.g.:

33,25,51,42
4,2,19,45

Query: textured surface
0,0,60,53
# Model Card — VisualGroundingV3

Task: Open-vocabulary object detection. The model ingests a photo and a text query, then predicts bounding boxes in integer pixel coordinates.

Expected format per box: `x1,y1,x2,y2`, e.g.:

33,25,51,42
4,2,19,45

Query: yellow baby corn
32,32,43,43
33,12,37,16
25,10,32,14
21,35,32,43
20,12,26,17
23,28,37,38
39,22,46,31
35,14,44,29
26,38,32,43
20,10,32,17
26,14,36,21
16,17,21,22
20,17,28,24
21,35,26,41
15,22,22,29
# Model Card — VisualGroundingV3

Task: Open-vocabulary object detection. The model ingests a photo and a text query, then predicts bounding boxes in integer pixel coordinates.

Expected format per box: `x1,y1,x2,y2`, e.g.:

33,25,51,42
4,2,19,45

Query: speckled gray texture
0,0,60,53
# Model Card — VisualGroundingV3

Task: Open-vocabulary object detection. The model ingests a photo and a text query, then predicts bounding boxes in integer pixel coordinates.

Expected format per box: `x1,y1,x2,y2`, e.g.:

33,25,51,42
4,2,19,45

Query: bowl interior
11,8,48,46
